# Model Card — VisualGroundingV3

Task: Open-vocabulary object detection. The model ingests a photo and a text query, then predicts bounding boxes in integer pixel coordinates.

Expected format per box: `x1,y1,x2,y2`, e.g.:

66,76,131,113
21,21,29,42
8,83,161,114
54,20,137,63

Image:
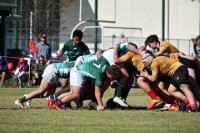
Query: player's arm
57,49,64,59
127,44,143,55
113,45,120,63
178,52,196,61
140,70,158,82
113,46,126,64
114,57,124,64
114,52,132,64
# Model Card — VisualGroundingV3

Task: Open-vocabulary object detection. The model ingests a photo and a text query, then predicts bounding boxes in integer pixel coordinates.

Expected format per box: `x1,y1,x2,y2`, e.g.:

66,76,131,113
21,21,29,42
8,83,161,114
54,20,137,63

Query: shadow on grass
0,106,47,110
104,106,147,111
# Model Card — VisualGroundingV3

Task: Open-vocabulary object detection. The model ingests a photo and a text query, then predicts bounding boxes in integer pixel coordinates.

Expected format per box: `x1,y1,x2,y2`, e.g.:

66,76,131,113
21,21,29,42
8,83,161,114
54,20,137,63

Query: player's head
120,38,127,44
72,30,83,46
128,42,138,49
40,34,47,42
106,65,121,80
142,53,154,67
195,35,200,46
73,30,83,38
145,35,160,49
96,49,104,58
38,55,45,64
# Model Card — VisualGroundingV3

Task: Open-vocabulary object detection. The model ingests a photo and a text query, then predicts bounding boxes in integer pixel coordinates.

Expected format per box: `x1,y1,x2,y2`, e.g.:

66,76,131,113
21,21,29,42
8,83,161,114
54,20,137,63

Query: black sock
20,96,27,103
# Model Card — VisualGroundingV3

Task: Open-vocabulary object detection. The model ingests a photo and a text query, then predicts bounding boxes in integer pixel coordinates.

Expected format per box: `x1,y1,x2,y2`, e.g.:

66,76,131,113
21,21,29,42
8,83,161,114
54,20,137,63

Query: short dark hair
106,65,121,79
145,35,159,47
38,55,45,59
196,35,200,43
38,55,45,60
128,42,138,49
73,30,83,39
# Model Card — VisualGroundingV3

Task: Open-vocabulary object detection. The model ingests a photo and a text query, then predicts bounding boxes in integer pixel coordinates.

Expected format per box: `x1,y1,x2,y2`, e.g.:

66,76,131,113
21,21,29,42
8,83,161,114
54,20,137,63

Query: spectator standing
0,57,11,87
36,34,52,64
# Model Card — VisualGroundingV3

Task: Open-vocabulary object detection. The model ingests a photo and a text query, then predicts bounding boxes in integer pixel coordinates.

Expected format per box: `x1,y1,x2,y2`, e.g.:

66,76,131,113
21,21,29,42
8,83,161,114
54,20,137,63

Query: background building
60,0,199,55
1,0,199,55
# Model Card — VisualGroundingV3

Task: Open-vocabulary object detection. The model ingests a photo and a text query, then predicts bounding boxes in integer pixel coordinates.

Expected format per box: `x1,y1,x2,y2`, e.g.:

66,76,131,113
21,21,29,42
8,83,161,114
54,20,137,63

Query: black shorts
170,65,189,89
196,71,200,85
178,56,196,69
158,76,170,81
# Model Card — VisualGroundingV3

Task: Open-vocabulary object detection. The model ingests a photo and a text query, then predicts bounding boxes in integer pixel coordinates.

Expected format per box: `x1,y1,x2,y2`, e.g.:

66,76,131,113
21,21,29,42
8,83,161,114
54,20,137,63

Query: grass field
0,87,200,133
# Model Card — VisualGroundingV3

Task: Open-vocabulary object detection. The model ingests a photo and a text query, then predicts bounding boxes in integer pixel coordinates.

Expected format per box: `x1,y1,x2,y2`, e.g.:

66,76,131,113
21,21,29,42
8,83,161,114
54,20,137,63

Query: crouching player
48,74,112,110
50,53,121,111
140,53,198,112
14,61,75,108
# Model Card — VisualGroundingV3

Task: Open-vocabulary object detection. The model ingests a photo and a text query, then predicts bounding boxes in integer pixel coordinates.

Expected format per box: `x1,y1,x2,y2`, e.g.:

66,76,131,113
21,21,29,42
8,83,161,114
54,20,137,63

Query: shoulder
62,40,73,50
36,42,41,46
46,42,51,46
64,40,73,45
79,41,87,47
160,41,168,47
99,56,110,64
77,42,89,51
80,42,88,47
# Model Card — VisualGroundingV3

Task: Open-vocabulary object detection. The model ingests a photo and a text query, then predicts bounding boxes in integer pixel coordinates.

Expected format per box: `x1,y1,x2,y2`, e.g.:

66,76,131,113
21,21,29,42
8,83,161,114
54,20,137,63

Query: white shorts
70,67,84,87
42,64,58,85
70,67,93,87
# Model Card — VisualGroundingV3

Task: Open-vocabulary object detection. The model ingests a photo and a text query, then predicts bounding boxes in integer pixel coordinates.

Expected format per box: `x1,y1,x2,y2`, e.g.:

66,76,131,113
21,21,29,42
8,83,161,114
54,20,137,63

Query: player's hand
140,70,147,77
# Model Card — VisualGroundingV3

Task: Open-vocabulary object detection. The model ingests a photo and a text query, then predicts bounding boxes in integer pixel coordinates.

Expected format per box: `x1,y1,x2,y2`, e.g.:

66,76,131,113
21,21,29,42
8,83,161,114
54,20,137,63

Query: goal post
79,0,116,23
82,26,143,53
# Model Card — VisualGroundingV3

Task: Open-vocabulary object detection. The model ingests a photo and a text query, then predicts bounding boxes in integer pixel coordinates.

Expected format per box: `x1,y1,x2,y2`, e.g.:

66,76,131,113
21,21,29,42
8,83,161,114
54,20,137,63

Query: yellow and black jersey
131,55,144,72
169,54,179,61
160,41,180,54
151,56,183,77
169,54,197,69
120,51,144,72
120,51,136,64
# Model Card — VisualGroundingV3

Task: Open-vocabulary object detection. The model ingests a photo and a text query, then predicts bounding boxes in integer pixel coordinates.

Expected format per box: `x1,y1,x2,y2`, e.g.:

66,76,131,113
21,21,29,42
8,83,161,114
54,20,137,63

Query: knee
137,77,144,84
168,87,176,95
